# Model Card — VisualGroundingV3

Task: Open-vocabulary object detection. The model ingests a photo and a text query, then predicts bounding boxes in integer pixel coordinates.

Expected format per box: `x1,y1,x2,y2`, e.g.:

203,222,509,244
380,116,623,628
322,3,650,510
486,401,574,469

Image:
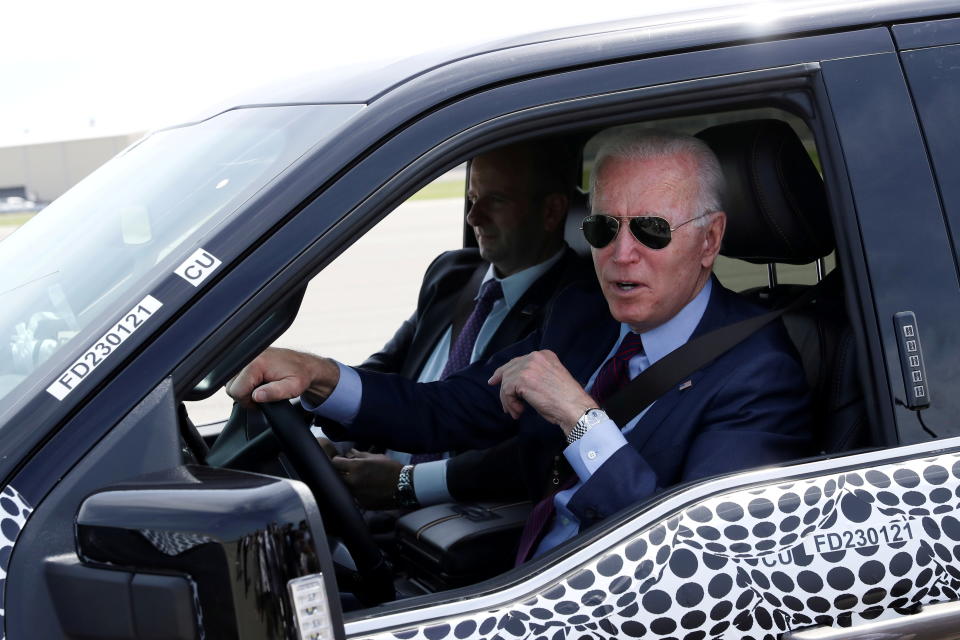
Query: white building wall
0,133,143,202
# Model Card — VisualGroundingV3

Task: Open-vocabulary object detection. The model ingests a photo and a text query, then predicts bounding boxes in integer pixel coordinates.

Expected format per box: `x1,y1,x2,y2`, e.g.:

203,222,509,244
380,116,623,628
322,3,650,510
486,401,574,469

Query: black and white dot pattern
355,451,960,640
0,485,33,640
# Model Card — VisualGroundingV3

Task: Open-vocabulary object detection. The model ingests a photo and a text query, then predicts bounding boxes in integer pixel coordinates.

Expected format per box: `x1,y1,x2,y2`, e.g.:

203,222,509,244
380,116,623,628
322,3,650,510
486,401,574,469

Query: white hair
589,129,725,227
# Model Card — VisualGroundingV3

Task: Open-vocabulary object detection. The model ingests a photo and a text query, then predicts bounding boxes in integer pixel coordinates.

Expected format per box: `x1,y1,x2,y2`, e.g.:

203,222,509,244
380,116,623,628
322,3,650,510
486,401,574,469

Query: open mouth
614,281,639,291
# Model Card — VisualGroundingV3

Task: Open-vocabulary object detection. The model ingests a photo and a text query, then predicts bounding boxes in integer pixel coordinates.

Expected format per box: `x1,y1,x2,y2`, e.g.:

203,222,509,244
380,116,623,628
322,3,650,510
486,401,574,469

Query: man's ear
700,211,726,268
541,193,568,233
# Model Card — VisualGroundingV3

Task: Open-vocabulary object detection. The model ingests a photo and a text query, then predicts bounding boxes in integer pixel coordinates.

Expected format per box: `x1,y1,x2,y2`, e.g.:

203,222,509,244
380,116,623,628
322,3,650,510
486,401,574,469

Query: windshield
0,104,361,418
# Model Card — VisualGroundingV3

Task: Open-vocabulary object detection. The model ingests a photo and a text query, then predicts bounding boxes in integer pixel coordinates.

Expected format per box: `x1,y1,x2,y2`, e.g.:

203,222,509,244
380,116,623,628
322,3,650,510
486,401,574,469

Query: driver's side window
184,166,467,426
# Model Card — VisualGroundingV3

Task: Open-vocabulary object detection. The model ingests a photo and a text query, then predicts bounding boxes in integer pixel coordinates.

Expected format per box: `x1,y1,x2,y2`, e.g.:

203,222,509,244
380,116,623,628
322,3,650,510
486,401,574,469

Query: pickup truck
2,1,960,638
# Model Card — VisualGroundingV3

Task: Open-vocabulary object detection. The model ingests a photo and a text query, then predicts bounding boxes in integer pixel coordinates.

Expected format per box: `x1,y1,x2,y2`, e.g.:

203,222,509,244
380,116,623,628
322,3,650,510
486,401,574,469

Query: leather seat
697,118,867,453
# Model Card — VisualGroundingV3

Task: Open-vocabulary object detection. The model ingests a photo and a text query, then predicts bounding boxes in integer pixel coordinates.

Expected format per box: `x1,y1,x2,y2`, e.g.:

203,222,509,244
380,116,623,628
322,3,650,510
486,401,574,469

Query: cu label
175,248,222,287
46,296,163,401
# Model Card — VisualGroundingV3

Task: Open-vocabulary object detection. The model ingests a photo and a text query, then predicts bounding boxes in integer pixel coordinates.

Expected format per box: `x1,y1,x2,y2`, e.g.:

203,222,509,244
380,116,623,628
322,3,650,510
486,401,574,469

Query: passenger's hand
331,450,404,510
226,347,340,407
316,437,338,459
488,350,596,436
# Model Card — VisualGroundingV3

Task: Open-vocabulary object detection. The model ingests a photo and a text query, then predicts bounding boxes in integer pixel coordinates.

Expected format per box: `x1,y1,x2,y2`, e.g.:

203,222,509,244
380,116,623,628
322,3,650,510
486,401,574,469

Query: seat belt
604,274,834,427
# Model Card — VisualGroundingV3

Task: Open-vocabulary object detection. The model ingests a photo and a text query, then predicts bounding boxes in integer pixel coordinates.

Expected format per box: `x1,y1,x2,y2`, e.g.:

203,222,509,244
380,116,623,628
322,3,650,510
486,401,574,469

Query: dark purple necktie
513,332,644,564
411,279,504,465
439,278,504,379
589,331,645,406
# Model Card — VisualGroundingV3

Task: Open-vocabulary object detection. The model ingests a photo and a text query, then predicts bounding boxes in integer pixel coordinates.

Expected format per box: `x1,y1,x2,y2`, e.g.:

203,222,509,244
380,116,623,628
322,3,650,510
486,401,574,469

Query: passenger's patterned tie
514,331,644,564
439,279,504,379
411,279,504,464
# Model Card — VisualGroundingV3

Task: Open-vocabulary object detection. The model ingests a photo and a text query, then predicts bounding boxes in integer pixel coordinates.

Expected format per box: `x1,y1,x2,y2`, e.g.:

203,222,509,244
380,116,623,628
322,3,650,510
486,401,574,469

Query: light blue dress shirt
309,248,566,505
531,278,712,558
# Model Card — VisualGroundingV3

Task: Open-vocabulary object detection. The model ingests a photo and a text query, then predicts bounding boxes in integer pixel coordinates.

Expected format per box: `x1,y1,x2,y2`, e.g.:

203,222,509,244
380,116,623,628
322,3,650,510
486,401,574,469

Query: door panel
348,439,960,639
819,52,960,443
899,43,960,291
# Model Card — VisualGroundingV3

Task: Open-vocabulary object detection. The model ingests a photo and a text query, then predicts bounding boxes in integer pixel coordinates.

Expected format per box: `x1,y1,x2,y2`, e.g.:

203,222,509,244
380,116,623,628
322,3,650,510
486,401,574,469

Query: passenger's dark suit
359,246,588,378
349,277,812,529
334,246,590,501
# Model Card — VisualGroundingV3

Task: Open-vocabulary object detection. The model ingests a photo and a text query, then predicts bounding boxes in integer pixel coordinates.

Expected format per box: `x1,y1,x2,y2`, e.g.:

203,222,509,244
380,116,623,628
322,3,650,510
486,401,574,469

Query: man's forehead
593,154,699,212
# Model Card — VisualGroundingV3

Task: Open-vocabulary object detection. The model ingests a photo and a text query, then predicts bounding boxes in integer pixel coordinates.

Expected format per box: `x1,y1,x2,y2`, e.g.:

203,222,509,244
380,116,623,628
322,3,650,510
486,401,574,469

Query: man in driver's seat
230,130,812,562
319,140,589,511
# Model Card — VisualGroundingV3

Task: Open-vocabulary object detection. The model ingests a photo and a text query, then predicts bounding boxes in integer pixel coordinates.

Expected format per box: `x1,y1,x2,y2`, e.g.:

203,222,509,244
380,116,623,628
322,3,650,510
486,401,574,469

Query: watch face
584,409,606,426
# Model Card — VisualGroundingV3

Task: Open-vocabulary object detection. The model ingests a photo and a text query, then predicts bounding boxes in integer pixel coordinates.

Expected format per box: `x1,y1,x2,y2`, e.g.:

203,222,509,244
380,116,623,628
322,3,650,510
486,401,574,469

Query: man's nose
466,201,485,225
610,221,641,261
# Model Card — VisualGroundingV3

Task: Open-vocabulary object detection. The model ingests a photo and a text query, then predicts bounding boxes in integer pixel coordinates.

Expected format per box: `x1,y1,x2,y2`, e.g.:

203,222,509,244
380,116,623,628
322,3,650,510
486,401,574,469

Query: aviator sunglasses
580,213,712,250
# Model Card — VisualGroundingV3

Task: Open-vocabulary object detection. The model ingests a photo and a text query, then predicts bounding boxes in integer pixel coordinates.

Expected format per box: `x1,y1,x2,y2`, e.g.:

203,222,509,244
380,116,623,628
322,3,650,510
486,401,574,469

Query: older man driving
228,130,811,561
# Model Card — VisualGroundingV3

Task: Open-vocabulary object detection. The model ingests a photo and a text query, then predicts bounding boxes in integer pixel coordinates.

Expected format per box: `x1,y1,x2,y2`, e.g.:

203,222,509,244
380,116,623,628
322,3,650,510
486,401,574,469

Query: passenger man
320,140,589,510
229,131,811,561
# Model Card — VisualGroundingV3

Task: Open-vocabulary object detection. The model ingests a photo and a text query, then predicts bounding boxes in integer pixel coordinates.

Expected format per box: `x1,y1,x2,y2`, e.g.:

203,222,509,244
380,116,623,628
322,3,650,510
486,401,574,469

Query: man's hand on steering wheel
226,347,340,406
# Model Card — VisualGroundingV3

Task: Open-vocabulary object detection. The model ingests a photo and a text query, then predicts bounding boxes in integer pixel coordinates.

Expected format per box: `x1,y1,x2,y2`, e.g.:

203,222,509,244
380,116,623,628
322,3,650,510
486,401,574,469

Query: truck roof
188,0,956,119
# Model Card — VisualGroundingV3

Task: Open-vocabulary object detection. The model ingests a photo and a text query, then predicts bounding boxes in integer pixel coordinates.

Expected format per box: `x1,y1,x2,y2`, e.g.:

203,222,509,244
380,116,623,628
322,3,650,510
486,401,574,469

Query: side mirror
50,465,343,639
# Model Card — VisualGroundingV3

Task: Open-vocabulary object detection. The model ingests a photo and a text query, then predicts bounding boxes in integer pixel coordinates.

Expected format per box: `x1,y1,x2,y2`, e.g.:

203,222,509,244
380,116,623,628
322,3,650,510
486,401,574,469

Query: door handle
783,600,960,640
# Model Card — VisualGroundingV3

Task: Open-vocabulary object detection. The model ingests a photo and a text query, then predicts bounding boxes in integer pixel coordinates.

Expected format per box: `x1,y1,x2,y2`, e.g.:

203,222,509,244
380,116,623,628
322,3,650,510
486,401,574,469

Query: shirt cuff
412,460,451,506
299,360,361,425
564,417,628,480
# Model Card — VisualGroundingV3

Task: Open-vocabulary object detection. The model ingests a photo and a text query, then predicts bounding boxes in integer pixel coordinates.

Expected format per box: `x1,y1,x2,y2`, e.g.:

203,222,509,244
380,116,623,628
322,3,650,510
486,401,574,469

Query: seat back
697,119,867,453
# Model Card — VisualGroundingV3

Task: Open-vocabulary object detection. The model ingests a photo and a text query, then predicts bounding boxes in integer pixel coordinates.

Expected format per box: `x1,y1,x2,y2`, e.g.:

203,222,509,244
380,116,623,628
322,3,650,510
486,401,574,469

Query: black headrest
698,119,833,265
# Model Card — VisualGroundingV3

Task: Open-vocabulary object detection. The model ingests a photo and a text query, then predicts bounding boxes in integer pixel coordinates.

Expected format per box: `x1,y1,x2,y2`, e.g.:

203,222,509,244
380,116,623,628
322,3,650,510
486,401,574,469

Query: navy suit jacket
359,246,589,379
351,277,812,529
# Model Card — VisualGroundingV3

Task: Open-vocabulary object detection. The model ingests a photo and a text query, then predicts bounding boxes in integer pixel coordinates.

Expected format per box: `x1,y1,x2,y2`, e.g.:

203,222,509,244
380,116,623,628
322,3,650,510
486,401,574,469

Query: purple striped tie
589,331,645,406
513,332,644,564
411,279,504,464
439,279,504,379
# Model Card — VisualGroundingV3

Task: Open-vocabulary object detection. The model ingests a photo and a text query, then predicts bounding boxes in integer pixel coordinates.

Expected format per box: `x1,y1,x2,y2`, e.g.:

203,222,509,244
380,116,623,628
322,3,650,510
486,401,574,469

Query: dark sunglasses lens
582,215,619,248
630,217,672,249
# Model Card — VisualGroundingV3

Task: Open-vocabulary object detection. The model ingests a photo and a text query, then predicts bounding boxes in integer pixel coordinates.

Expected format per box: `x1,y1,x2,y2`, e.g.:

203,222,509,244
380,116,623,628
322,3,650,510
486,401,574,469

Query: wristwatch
395,464,420,509
567,407,606,444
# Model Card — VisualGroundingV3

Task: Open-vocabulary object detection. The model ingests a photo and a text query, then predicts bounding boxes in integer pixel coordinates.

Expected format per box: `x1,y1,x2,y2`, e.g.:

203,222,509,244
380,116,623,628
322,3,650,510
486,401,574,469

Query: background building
0,131,143,205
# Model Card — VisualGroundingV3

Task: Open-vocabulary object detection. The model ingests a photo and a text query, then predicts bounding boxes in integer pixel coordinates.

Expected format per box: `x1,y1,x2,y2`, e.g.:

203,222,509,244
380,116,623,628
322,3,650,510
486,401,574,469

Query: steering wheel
209,400,394,605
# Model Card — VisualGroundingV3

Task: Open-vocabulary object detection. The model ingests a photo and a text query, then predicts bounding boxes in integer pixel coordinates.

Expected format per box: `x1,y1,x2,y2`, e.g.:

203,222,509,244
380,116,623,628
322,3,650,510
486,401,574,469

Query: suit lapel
623,368,709,451
620,277,737,451
546,284,620,387
480,249,578,358
449,264,488,345
404,261,484,379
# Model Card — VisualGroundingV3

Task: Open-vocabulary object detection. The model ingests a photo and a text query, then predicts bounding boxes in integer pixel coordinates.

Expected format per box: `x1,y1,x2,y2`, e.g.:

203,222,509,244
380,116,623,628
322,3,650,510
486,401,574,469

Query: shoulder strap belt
604,274,833,428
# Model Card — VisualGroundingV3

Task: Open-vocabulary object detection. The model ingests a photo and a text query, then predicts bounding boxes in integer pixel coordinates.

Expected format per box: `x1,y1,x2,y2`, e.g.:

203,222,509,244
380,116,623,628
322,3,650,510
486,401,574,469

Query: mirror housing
68,465,343,639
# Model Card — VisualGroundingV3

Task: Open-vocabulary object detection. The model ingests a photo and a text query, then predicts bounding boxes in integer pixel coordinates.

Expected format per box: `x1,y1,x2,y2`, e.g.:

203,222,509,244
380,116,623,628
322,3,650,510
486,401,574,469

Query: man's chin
606,299,653,331
477,245,500,264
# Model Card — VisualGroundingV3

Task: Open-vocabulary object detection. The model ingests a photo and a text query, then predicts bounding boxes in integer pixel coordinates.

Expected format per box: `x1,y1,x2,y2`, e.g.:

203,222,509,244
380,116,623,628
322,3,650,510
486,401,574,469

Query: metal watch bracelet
566,407,605,444
395,464,419,508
